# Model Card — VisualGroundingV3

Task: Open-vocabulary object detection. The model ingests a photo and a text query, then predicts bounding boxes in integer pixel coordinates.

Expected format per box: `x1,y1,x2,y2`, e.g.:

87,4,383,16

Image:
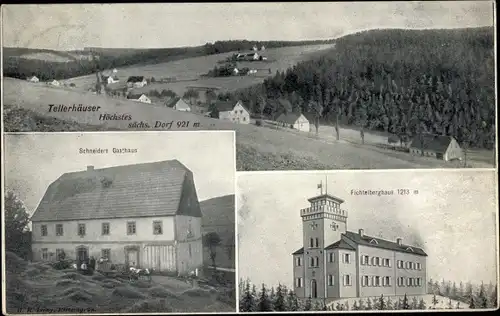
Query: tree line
228,27,495,150
239,278,497,312
427,278,497,309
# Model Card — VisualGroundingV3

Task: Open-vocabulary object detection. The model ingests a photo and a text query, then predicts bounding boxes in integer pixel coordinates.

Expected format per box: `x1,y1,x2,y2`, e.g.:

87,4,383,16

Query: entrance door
127,249,139,267
311,279,318,298
76,246,88,262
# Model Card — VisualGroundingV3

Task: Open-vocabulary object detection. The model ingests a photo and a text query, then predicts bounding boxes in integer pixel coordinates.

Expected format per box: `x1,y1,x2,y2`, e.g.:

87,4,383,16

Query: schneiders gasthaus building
30,160,203,275
292,186,427,301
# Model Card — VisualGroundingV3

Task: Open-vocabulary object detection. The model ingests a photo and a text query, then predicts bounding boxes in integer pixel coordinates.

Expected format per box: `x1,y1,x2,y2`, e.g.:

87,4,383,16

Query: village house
30,160,204,275
409,134,462,161
127,93,152,104
292,188,427,301
260,45,266,51
213,100,251,124
48,79,60,86
276,112,311,133
27,75,39,83
166,97,191,112
127,76,148,88
102,75,120,85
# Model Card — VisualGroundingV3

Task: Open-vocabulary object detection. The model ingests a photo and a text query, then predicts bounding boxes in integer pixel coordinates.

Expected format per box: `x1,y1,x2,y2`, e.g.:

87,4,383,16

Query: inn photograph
3,131,237,313
237,170,498,311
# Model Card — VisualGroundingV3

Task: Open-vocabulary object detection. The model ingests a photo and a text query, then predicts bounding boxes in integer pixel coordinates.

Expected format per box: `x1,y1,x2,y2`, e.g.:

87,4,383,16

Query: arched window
315,238,319,248
314,256,319,267
309,257,314,267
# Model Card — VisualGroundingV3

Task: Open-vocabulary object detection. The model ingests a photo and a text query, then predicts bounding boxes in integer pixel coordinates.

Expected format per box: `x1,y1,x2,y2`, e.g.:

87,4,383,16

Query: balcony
300,205,348,217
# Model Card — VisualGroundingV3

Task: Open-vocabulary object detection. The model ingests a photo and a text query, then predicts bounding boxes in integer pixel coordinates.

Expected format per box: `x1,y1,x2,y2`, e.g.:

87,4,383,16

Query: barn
276,112,311,133
30,160,204,275
409,134,463,161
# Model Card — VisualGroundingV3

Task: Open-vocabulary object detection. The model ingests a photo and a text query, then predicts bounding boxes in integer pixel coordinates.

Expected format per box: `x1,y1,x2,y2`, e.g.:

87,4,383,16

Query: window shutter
388,259,392,267
388,277,392,286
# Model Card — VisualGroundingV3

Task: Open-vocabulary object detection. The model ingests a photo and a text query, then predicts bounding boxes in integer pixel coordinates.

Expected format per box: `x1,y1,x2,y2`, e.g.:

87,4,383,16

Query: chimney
87,165,94,171
396,238,402,246
359,229,364,237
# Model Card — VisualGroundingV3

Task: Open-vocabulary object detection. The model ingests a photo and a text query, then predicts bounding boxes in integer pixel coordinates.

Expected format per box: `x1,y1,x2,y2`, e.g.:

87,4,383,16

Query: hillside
3,78,493,169
200,195,235,269
231,27,496,150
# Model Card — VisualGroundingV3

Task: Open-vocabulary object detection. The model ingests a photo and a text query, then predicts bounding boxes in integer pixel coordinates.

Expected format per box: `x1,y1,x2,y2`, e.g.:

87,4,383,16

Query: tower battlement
300,205,348,217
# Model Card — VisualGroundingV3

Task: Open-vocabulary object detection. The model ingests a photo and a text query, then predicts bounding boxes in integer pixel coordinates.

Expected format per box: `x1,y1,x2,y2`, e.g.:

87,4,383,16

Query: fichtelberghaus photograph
2,131,236,314
1,2,496,170
237,170,498,312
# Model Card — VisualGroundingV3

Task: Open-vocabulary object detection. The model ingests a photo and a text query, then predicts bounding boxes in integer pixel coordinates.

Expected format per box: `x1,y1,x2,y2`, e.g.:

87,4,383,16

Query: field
5,251,234,313
3,78,495,170
63,44,335,95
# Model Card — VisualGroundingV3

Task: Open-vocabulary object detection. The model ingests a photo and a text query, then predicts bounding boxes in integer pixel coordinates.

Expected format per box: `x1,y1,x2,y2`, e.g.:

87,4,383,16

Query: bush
149,286,179,299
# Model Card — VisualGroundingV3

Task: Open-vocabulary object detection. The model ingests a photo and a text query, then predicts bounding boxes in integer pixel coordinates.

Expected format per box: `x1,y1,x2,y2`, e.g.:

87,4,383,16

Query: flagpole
320,180,323,195
325,175,328,195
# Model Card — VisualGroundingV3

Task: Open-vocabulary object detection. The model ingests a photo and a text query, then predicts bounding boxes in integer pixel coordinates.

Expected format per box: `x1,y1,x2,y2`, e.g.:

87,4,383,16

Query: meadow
4,78,492,170
5,251,234,313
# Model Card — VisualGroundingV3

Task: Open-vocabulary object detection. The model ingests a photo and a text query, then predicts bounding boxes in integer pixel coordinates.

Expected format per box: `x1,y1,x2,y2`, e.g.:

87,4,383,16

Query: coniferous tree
469,296,475,309
478,282,489,308
358,298,365,310
451,282,458,300
366,297,373,310
303,296,312,311
378,294,386,310
402,294,410,310
411,296,418,309
432,294,439,309
257,283,272,312
448,297,453,309
465,282,473,302
353,300,360,310
239,280,257,312
458,281,465,301
489,284,497,308
272,284,286,311
286,290,299,311
386,297,393,310
418,298,426,310
345,301,350,311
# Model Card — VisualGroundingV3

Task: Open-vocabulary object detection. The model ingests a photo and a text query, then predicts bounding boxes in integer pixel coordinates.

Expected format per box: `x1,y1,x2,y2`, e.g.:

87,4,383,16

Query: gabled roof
325,238,356,251
214,100,249,113
31,160,197,222
409,134,455,153
127,93,147,100
127,76,145,83
292,247,304,255
343,231,427,256
277,112,307,124
166,97,190,109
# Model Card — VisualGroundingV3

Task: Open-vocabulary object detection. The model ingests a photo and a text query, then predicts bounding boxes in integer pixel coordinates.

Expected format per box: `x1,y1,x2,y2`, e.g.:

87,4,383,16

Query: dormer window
369,239,378,245
406,247,414,252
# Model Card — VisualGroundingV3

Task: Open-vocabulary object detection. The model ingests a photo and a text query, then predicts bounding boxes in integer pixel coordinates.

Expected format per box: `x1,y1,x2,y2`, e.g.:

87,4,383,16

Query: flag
317,183,322,189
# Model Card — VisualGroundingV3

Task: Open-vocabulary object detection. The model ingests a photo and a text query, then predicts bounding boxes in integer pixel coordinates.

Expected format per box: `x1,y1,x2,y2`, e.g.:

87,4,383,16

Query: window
102,223,110,235
309,257,314,267
243,117,246,121
56,224,63,236
315,238,319,248
387,259,392,267
127,222,136,235
153,221,163,235
397,260,403,268
361,255,368,265
375,276,381,287
328,252,334,263
42,248,48,260
240,110,243,114
296,256,302,266
385,276,392,286
327,274,334,286
41,225,48,236
314,256,319,267
343,253,351,264
371,256,376,266
417,263,422,270
407,278,412,287
343,275,352,286
398,277,405,287
78,224,86,236
101,248,111,259
309,238,314,248
362,276,369,287
375,257,381,266
295,277,303,288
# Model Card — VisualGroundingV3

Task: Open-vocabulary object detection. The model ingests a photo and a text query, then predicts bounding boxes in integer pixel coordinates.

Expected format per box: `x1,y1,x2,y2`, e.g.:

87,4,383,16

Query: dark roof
292,247,304,255
31,160,198,222
127,93,146,99
276,112,304,124
409,134,455,153
325,238,356,251
166,97,190,109
127,76,144,83
343,231,428,256
214,100,236,112
268,99,293,112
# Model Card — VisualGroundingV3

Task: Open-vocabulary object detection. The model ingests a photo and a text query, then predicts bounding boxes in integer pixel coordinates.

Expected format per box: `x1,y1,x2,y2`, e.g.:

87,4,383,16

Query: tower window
328,252,334,263
296,256,302,266
328,274,334,286
309,238,314,248
343,253,351,263
343,274,352,286
315,238,319,248
314,256,319,267
309,257,314,267
295,277,303,288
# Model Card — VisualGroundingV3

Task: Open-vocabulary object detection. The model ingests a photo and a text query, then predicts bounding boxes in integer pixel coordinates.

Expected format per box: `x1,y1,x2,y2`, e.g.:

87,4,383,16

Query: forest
2,38,334,81
229,27,495,150
238,278,497,312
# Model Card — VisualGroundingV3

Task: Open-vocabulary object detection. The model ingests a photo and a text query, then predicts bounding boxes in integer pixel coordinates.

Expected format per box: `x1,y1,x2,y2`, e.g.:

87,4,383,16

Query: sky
237,170,498,288
3,132,235,217
1,2,495,50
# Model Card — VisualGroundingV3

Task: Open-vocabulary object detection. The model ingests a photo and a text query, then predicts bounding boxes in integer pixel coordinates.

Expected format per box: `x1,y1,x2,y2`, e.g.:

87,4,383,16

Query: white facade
219,101,250,124
131,94,152,104
28,76,39,83
293,114,311,132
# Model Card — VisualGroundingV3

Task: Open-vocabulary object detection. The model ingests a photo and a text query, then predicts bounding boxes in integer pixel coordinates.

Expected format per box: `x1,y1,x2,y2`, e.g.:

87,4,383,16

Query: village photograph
1,2,496,170
237,170,498,311
3,131,237,313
